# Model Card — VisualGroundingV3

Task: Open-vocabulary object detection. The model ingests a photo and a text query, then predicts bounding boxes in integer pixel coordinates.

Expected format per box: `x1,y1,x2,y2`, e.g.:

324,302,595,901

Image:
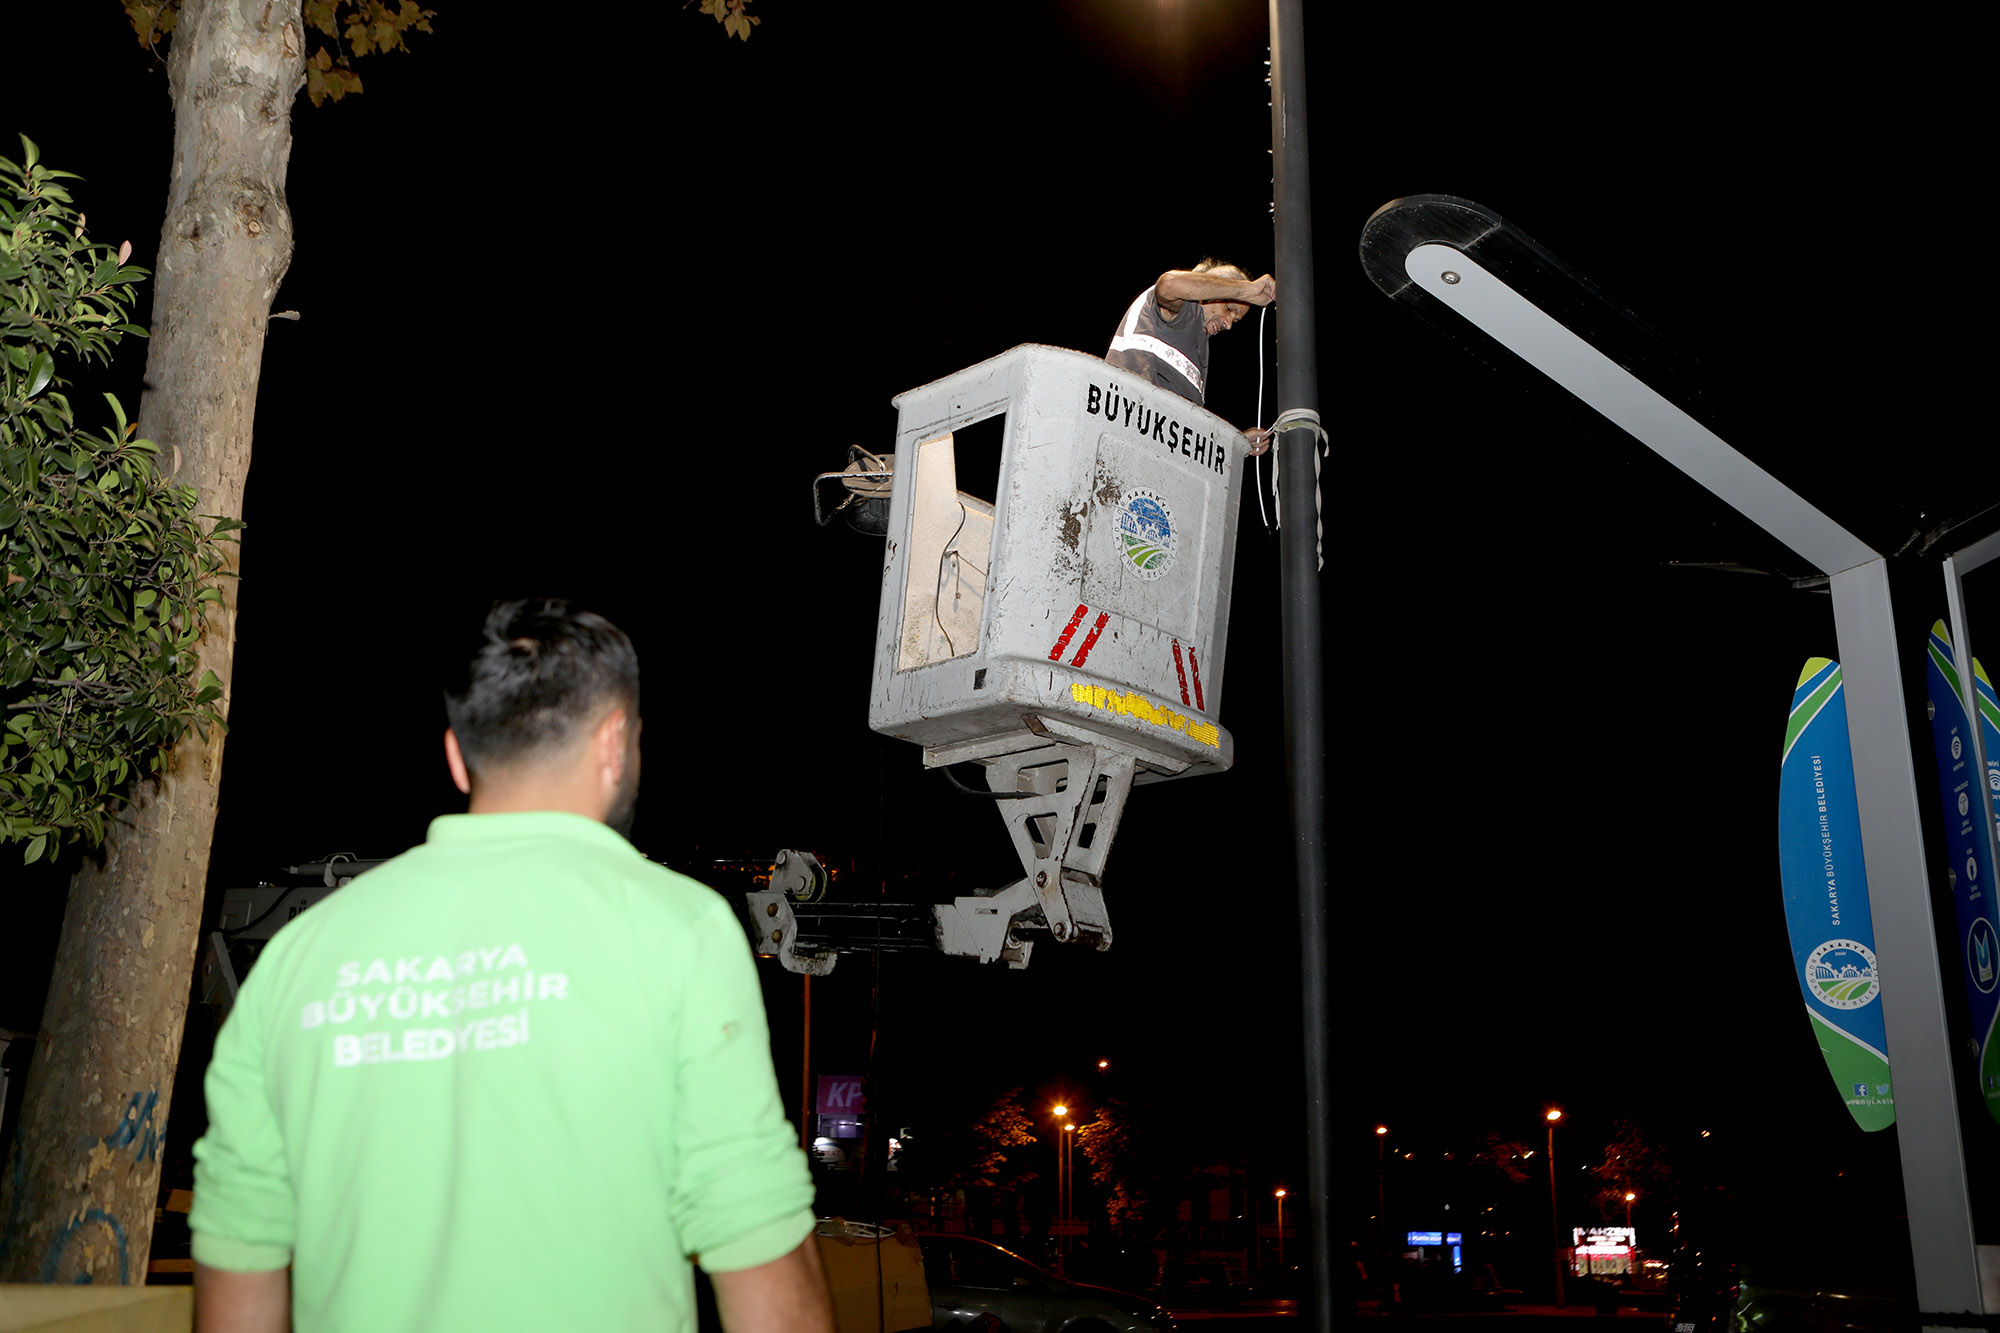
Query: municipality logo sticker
1969,918,1998,995
1806,939,1881,1009
1115,487,1175,581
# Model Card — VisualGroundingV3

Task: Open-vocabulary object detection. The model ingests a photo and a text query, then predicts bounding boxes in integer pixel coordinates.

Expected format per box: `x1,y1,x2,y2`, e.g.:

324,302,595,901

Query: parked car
916,1234,1176,1333
1148,1261,1245,1310
1567,1274,1622,1317
1391,1260,1514,1313
1729,1277,1916,1333
1665,1185,1917,1333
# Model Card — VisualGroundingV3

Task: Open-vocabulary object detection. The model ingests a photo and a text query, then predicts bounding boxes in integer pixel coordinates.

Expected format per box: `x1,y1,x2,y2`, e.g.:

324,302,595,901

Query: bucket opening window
897,413,1006,672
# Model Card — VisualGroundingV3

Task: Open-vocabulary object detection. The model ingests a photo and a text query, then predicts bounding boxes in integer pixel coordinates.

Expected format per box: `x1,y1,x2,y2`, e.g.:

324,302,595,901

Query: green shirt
190,812,815,1332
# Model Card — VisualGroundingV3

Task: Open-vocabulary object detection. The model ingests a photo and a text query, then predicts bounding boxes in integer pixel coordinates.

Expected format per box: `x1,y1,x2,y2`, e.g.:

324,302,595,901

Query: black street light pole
1548,1113,1566,1308
1269,2,1330,1329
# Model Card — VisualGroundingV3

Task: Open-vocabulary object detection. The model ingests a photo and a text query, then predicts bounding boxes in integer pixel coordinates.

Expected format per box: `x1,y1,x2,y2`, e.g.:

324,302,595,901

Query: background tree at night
2,1,771,1284
1076,1093,1202,1233
1076,1096,1148,1228
0,0,431,1283
1590,1118,1672,1225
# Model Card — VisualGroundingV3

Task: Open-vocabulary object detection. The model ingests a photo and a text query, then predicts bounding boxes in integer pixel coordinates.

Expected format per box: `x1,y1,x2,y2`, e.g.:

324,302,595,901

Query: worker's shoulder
255,817,736,960
406,823,727,913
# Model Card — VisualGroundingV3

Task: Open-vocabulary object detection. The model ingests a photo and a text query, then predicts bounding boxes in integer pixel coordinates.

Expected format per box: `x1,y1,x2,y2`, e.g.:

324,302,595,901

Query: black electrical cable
932,502,970,655
941,763,1035,800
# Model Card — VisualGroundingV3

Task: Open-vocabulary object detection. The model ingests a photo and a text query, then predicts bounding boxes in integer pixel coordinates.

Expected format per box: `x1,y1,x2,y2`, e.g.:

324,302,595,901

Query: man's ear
594,708,628,790
443,728,473,795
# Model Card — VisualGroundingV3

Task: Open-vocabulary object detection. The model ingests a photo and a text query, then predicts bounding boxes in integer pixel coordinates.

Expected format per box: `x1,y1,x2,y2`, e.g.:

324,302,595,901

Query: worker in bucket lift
1105,258,1277,453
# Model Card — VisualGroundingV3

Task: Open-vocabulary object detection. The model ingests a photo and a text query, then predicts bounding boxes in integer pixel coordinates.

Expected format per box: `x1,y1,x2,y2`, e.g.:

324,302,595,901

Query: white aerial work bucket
863,344,1247,966
871,343,1243,776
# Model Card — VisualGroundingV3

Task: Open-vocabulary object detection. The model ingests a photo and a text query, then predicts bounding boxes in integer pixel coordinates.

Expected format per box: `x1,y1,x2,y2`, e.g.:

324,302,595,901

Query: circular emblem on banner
1115,487,1176,581
1969,919,2000,996
1805,940,1881,1010
1961,791,1972,817
1988,767,1999,792
1953,735,1964,761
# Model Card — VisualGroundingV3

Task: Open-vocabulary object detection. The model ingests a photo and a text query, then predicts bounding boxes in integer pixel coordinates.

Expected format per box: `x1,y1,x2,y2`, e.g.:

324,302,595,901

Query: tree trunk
0,0,302,1284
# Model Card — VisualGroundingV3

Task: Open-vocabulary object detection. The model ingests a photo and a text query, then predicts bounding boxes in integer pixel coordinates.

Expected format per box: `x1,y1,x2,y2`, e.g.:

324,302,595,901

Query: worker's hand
1245,427,1272,456
1244,273,1276,306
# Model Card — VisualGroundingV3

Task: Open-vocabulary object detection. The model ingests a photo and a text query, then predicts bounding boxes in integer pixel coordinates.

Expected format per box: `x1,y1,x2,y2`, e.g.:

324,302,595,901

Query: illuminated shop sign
1405,1231,1463,1247
1573,1225,1635,1254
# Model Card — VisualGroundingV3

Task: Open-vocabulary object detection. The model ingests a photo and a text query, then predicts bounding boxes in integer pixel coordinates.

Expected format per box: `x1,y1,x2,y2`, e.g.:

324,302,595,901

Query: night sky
4,1,1991,1261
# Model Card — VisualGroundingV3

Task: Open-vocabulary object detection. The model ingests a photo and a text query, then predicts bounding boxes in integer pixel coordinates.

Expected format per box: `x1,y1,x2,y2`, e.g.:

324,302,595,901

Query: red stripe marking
1070,612,1111,667
1048,604,1089,661
1189,649,1205,711
1171,640,1191,706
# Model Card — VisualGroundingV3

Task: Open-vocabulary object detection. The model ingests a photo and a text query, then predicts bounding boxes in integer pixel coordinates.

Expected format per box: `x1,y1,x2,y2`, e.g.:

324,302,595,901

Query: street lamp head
1375,1125,1388,1135
1097,1060,1109,1069
1625,1192,1636,1202
1546,1109,1563,1122
1053,1105,1068,1117
1275,1188,1287,1198
1064,1123,1075,1133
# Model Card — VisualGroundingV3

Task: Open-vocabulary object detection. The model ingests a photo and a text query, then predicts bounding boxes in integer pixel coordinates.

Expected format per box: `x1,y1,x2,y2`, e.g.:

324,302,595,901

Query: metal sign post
1361,196,1986,1328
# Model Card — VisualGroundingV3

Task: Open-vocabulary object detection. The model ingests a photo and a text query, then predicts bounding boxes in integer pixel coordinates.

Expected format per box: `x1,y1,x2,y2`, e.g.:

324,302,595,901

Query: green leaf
24,833,46,864
0,137,227,859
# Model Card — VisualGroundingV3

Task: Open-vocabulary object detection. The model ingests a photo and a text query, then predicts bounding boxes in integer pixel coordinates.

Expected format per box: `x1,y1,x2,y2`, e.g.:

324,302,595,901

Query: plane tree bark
0,0,302,1283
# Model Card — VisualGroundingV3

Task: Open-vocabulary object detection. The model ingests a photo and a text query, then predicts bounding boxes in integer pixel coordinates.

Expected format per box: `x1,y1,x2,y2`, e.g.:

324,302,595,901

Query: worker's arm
195,1264,290,1333
1156,269,1275,318
671,897,822,1314
188,965,297,1329
710,1237,835,1333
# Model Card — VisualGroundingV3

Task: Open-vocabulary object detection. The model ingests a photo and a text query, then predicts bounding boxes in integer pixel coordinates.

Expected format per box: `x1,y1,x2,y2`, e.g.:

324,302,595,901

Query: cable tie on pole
1268,407,1330,570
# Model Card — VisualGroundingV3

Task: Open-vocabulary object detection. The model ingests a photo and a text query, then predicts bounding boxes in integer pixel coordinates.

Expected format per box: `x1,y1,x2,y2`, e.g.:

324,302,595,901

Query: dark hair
444,599,640,775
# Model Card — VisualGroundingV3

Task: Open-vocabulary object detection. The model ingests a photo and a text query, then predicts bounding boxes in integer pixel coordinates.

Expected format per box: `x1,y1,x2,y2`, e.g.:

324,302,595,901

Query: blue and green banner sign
1921,623,2000,1124
1779,658,1894,1131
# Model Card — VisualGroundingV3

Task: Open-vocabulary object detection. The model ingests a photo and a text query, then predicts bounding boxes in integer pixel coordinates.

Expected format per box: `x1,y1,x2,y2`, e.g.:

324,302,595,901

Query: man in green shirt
191,600,832,1332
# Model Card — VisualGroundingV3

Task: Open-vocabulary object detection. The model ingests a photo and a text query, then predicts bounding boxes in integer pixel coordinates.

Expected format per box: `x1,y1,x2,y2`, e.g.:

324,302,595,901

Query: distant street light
1546,1110,1565,1308
1625,1191,1638,1285
1096,1059,1109,1070
1276,1188,1288,1270
1374,1127,1389,1260
1064,1122,1076,1249
1053,1104,1069,1263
